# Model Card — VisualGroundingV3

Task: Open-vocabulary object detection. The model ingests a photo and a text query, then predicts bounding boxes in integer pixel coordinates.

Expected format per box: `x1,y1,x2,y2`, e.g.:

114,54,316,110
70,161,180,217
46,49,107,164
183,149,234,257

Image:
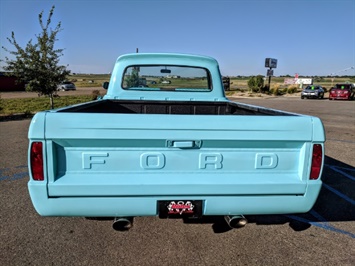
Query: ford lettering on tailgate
47,145,308,198
78,150,285,172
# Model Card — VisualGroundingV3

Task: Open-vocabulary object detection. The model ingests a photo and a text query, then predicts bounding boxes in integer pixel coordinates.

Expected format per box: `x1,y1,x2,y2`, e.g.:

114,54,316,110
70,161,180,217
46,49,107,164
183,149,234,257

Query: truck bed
28,100,324,217
56,99,295,116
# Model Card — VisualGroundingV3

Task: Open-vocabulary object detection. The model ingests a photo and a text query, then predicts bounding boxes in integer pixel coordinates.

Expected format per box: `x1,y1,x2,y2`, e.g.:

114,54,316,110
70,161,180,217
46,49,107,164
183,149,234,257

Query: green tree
124,68,139,88
1,6,70,109
247,75,264,93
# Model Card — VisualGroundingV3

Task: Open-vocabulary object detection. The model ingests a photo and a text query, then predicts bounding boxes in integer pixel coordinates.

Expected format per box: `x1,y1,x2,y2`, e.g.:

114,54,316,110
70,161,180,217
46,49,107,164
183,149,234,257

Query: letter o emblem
140,153,166,169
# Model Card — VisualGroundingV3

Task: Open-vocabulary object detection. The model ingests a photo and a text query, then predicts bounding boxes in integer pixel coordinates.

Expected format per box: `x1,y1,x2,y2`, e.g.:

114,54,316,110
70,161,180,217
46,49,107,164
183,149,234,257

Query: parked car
301,85,325,99
329,83,355,100
57,81,76,91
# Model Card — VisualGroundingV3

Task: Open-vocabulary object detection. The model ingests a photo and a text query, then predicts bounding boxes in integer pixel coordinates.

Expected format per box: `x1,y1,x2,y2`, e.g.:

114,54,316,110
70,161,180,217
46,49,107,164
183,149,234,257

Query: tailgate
41,113,322,197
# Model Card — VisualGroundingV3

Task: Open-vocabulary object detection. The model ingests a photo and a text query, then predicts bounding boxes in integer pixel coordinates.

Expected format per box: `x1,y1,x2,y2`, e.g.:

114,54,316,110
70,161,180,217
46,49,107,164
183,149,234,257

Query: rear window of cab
122,65,212,92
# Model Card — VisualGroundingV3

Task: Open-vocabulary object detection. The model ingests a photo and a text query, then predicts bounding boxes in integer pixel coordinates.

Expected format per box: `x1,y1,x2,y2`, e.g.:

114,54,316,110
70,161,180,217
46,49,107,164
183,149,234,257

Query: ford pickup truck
28,53,325,230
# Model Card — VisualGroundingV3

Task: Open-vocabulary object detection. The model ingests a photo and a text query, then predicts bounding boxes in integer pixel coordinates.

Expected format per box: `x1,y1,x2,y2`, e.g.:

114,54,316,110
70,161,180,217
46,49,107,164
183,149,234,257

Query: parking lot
0,96,354,265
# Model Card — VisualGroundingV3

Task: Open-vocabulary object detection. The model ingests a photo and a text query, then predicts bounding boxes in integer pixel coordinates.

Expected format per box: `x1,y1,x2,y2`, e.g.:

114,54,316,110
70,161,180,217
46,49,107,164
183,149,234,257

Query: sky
0,0,354,76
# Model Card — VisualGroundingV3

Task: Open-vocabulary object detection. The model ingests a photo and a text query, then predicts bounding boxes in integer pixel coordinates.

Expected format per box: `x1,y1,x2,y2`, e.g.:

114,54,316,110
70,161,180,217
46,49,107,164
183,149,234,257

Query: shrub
287,85,298,94
270,83,282,95
247,75,264,93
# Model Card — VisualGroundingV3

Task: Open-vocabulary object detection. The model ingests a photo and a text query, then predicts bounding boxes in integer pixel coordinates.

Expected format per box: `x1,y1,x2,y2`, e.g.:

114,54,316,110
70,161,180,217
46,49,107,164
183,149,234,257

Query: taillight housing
310,144,322,180
30,142,44,181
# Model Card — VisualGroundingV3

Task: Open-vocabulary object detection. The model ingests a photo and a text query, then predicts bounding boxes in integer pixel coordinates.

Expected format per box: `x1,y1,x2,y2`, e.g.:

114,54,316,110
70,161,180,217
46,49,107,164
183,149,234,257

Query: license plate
158,200,203,218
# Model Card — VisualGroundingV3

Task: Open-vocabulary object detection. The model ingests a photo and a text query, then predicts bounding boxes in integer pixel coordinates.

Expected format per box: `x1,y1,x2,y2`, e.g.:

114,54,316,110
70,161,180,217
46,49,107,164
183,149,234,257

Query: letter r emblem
199,153,223,169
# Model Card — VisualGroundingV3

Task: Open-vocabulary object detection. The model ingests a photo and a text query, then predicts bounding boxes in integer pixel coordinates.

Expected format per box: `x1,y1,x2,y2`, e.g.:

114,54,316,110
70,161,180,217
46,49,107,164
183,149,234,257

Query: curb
0,113,34,122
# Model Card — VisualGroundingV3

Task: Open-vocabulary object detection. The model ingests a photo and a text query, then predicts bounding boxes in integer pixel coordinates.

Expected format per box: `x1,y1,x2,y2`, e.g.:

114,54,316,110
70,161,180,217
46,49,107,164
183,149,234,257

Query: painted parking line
309,210,355,238
286,164,355,238
286,213,355,239
0,168,10,181
325,164,355,181
323,183,355,205
323,164,355,204
0,166,28,182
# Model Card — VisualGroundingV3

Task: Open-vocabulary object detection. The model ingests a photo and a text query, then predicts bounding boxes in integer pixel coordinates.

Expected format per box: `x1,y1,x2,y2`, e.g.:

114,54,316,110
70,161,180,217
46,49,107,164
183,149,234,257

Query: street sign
267,69,274,76
265,58,278,68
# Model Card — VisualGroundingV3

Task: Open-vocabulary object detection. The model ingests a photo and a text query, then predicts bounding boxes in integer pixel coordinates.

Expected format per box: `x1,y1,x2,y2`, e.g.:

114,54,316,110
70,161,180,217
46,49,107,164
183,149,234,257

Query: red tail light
30,142,44,181
310,144,322,180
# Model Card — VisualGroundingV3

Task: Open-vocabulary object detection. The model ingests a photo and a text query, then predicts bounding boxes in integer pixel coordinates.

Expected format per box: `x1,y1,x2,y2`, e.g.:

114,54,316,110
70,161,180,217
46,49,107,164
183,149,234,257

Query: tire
301,96,304,99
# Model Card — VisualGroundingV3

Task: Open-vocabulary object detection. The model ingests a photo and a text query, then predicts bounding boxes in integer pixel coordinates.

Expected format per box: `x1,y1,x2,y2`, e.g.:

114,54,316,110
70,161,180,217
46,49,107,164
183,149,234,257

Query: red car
329,83,355,100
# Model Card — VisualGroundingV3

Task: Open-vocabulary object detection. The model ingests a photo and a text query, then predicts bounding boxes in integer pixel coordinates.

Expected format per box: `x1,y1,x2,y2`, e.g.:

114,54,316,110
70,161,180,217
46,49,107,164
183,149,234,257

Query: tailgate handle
167,140,202,149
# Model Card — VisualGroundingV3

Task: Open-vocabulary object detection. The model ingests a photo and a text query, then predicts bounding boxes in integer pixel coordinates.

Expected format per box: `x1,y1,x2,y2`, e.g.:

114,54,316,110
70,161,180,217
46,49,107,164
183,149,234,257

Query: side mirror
102,81,109,90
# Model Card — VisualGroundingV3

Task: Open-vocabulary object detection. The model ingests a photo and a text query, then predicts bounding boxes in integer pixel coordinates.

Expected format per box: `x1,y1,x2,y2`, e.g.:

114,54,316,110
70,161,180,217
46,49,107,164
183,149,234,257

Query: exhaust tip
113,217,133,231
224,215,248,228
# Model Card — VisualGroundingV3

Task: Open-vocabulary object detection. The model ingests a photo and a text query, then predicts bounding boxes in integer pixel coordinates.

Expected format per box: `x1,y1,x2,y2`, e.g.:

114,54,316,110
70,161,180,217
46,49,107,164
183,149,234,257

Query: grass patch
0,95,92,115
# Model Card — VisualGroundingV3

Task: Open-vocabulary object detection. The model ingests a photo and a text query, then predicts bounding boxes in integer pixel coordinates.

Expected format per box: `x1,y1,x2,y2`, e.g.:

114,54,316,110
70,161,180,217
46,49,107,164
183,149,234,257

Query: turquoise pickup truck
28,53,325,230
